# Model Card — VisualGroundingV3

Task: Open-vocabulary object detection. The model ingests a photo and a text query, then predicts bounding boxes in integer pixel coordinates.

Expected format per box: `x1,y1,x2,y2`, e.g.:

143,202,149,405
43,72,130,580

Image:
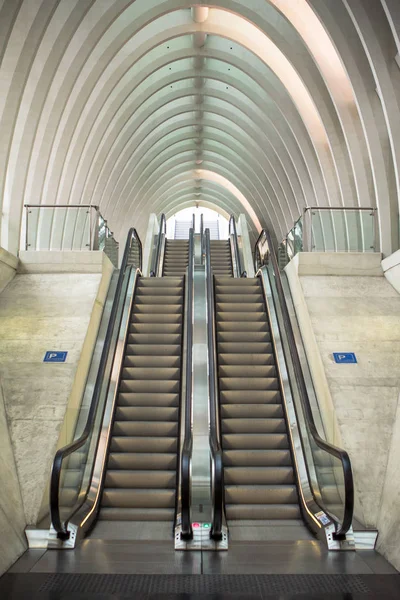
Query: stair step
218,365,276,379
223,449,292,467
101,488,175,508
219,377,279,391
139,277,183,287
218,342,272,354
219,353,274,366
221,418,287,434
129,323,182,335
125,344,181,356
119,379,180,393
113,421,178,437
220,390,281,404
110,437,178,453
104,470,176,489
121,367,180,381
222,433,289,450
99,507,175,521
108,453,177,470
217,322,269,333
114,406,178,422
118,393,179,407
224,467,295,485
123,355,181,368
226,504,301,520
221,404,283,419
217,332,271,343
225,485,298,505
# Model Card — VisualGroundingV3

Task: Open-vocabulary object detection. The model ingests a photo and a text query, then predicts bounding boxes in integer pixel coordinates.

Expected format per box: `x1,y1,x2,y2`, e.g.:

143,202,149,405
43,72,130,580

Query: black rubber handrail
180,228,194,540
151,213,166,276
50,228,142,539
254,229,354,537
205,229,224,540
229,215,245,278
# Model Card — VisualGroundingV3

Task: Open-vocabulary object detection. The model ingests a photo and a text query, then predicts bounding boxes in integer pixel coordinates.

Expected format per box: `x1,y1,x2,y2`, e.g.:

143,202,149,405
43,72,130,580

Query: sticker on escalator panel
315,511,330,526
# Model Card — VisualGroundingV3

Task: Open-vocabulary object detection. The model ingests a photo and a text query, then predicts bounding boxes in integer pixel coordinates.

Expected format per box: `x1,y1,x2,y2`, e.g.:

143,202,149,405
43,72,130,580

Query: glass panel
25,207,91,250
265,263,347,528
293,217,303,254
310,209,375,253
55,270,131,527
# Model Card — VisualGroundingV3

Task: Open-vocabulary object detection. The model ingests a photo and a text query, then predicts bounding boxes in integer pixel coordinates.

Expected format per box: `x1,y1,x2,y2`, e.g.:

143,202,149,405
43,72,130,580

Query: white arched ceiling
0,0,400,255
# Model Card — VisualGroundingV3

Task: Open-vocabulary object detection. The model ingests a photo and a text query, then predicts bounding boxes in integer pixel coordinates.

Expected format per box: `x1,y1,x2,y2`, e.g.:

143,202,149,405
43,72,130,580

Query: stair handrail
254,229,354,537
180,228,194,539
205,228,224,540
151,213,166,276
229,215,245,277
50,228,142,539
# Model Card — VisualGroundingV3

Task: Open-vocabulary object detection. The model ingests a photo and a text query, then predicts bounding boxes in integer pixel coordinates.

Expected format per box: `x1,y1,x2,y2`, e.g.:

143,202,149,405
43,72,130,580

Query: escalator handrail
50,228,142,537
205,229,224,540
151,213,166,276
255,229,354,536
180,228,194,539
229,215,244,277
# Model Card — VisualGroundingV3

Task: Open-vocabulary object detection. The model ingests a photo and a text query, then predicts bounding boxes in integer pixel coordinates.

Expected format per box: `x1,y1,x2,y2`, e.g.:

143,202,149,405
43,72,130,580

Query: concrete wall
285,253,400,571
0,251,113,530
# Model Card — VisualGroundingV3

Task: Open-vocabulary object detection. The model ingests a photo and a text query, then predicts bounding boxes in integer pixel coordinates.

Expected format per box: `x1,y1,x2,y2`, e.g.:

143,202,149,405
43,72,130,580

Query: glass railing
50,229,142,540
255,229,354,540
283,207,378,261
24,204,117,253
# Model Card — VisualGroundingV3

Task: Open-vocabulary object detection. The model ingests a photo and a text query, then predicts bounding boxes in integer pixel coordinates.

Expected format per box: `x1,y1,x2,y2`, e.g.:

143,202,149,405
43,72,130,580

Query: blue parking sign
44,351,68,363
333,352,357,364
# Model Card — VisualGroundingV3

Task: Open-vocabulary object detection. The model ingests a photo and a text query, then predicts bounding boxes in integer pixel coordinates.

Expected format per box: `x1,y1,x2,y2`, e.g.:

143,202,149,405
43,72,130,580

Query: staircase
163,239,189,276
210,240,233,277
174,220,192,240
214,276,300,521
99,276,184,521
204,221,219,240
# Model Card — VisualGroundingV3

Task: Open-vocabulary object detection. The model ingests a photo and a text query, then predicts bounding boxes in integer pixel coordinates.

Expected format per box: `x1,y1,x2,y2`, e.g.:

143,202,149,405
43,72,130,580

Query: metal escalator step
104,470,176,489
129,323,182,335
216,295,264,305
219,353,274,366
224,466,295,485
125,344,181,356
220,390,282,404
134,304,182,314
217,322,269,333
112,421,178,437
123,355,181,368
119,379,180,393
221,418,287,434
127,333,182,345
225,485,298,505
135,296,183,305
217,312,265,323
215,277,259,286
138,277,183,287
217,304,265,313
136,286,183,296
219,365,276,379
110,436,178,453
219,376,279,391
218,342,272,354
101,488,175,508
108,452,177,470
115,406,178,422
217,331,271,343
222,433,289,450
221,404,283,419
118,392,179,407
226,504,301,520
98,507,175,521
131,313,182,324
223,449,292,467
121,367,180,381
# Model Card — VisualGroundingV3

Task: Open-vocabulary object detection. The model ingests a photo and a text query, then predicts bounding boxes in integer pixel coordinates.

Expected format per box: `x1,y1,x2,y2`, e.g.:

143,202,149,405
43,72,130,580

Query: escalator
206,219,355,550
49,218,194,546
100,276,184,522
215,276,299,521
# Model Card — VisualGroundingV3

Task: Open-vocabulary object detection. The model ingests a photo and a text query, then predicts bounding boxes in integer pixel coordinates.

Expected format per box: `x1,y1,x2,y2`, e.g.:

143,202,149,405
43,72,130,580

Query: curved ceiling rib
0,0,399,255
